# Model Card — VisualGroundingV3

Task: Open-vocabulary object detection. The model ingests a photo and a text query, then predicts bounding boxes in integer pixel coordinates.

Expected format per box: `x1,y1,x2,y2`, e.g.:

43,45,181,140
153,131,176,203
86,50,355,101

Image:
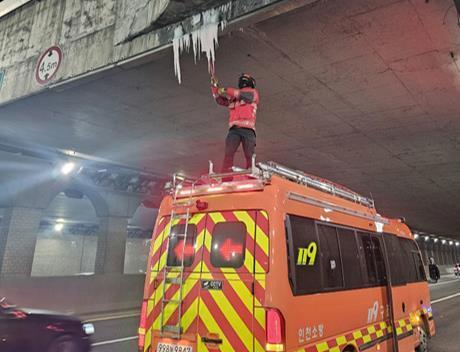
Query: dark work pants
222,126,256,172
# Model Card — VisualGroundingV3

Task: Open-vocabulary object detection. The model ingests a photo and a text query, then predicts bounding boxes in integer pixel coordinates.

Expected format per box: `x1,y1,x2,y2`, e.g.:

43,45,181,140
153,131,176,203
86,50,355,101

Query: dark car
0,297,94,352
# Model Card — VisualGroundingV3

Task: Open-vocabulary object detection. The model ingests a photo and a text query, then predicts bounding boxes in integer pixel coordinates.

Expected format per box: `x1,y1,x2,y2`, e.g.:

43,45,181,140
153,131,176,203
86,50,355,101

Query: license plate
156,342,193,352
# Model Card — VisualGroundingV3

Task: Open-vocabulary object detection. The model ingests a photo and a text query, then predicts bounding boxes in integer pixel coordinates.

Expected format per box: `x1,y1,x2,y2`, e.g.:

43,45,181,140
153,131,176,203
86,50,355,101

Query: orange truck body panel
140,175,435,352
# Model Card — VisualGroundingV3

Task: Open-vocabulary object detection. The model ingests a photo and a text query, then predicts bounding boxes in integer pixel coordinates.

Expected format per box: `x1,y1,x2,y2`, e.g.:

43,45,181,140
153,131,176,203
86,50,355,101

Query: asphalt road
86,276,460,352
428,276,460,352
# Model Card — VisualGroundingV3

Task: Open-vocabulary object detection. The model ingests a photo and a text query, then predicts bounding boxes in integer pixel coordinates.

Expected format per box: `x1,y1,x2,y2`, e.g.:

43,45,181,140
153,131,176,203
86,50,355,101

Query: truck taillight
138,300,147,351
266,308,285,351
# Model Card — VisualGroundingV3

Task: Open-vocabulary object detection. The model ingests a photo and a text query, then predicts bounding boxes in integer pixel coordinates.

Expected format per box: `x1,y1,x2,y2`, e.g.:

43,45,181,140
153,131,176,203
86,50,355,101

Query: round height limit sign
35,46,62,85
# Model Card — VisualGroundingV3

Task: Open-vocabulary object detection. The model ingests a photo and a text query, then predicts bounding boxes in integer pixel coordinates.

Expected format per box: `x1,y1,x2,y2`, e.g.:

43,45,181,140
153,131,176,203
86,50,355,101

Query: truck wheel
415,326,428,352
47,335,82,352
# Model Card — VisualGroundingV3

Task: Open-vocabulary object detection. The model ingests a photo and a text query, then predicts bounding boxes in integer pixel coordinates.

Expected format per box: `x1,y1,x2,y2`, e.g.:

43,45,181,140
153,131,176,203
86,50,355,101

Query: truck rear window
166,224,197,267
210,222,246,268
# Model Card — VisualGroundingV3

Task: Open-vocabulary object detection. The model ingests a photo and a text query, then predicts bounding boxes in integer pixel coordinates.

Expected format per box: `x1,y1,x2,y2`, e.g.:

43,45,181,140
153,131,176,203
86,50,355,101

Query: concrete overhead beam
0,0,318,106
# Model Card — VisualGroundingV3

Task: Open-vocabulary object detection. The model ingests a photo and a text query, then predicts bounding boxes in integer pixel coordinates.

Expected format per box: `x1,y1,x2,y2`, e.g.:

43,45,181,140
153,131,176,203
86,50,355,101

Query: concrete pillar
94,217,128,274
0,207,43,276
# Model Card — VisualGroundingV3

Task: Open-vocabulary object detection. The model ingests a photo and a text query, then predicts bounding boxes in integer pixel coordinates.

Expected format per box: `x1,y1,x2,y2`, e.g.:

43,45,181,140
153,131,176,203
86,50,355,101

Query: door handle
201,336,223,344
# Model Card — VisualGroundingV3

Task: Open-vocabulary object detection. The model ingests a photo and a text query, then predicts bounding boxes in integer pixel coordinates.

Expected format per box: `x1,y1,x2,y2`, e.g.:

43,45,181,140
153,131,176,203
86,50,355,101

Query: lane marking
429,279,460,287
432,292,460,304
92,336,137,346
84,312,140,322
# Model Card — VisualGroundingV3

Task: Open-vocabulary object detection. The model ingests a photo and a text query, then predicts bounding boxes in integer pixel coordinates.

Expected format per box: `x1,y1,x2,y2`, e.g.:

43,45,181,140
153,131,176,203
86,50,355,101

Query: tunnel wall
417,239,460,266
0,274,144,315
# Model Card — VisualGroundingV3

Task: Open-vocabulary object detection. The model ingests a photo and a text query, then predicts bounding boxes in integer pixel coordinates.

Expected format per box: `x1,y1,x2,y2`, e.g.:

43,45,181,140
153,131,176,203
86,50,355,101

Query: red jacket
212,86,259,130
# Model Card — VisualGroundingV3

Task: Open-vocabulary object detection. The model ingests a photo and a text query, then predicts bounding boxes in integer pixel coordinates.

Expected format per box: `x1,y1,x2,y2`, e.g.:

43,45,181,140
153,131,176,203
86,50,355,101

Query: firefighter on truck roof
211,73,260,172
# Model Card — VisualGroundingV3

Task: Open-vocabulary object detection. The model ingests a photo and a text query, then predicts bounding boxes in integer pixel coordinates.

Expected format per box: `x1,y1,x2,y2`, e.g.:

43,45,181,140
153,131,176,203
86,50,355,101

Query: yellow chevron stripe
254,307,266,352
146,298,155,323
202,225,256,276
198,299,233,351
257,210,269,255
233,211,269,272
209,211,225,223
202,263,253,351
255,274,266,289
233,210,257,242
155,219,206,273
151,218,180,274
144,320,152,351
153,276,200,329
204,211,269,277
181,297,199,332
146,211,268,351
234,210,269,257
148,227,169,282
197,335,210,352
221,269,264,327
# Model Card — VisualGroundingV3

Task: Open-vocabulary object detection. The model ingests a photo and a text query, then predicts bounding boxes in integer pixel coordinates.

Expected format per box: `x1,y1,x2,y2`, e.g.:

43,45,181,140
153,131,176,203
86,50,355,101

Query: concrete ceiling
1,0,460,237
151,0,231,30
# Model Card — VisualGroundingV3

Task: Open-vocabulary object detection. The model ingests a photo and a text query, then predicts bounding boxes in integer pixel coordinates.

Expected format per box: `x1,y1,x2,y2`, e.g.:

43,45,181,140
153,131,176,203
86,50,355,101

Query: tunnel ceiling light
414,234,419,239
54,223,64,232
60,162,76,175
424,236,429,241
449,241,454,246
456,242,459,246
442,239,447,244
434,238,439,243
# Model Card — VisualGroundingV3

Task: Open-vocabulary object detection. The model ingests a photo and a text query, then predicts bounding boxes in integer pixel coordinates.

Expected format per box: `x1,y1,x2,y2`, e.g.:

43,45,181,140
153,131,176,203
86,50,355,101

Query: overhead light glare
54,223,64,232
60,162,76,175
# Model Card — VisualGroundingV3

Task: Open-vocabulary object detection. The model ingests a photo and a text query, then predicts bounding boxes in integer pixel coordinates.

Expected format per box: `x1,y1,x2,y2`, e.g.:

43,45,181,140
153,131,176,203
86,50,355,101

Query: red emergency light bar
176,179,264,198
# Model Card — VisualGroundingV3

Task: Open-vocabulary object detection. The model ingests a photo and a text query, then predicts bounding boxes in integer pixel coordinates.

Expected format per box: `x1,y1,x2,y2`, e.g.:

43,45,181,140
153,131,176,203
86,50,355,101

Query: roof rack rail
258,161,374,208
164,157,374,208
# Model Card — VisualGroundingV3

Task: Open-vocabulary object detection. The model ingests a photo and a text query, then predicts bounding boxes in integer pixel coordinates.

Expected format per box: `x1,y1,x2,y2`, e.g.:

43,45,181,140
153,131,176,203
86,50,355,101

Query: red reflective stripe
200,290,248,351
201,249,263,336
248,211,269,272
164,278,200,328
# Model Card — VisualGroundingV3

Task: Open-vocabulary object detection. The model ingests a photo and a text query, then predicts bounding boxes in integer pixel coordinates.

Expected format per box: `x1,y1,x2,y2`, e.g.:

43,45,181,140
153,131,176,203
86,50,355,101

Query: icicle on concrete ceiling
173,2,232,84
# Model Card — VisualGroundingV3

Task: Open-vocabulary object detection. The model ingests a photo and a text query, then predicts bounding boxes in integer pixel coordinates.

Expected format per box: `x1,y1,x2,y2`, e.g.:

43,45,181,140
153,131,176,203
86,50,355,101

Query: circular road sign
35,46,63,85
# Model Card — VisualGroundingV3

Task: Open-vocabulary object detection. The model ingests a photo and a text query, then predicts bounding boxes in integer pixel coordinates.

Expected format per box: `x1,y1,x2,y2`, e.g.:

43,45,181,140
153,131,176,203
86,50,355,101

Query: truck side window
400,238,426,282
371,236,387,285
383,234,407,286
210,222,247,268
286,215,322,295
338,228,364,289
358,232,378,286
166,224,197,267
317,224,343,290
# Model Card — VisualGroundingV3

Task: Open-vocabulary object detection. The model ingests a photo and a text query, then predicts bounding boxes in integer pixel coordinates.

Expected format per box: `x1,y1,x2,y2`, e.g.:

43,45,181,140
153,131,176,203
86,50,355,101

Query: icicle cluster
173,3,232,84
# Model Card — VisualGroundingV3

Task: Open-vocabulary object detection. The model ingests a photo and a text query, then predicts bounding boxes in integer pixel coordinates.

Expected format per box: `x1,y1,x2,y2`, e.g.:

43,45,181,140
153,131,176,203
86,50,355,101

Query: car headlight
82,323,95,335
